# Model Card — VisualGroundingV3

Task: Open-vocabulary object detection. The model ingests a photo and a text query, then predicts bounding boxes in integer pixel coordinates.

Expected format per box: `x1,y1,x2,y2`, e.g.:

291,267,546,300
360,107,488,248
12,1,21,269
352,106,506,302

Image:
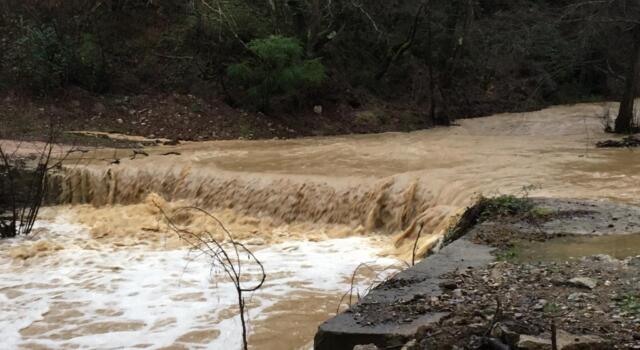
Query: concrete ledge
314,237,495,350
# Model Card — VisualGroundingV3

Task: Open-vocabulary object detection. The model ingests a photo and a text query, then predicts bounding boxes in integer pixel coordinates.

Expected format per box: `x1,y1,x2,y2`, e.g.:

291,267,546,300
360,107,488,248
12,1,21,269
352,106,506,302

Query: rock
116,118,124,124
517,334,550,350
588,254,617,263
439,280,458,290
401,339,417,350
517,331,608,350
92,102,106,114
533,299,548,310
353,345,378,350
491,322,520,345
567,292,590,302
314,105,323,115
627,256,640,267
568,277,597,290
557,330,608,350
489,262,508,284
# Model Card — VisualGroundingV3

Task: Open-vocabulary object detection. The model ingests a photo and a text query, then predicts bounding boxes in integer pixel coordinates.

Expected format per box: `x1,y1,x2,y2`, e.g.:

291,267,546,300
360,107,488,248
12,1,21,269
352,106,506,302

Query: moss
479,195,535,222
496,247,519,262
543,302,561,315
619,294,640,315
529,206,554,219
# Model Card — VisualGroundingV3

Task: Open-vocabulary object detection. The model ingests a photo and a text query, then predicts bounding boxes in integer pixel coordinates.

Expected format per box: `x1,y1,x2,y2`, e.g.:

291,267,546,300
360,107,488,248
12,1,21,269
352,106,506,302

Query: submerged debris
596,136,640,148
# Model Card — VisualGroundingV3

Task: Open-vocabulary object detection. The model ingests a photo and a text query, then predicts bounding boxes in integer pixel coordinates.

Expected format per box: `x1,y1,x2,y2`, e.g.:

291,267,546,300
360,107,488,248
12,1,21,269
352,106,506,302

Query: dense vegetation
0,0,638,129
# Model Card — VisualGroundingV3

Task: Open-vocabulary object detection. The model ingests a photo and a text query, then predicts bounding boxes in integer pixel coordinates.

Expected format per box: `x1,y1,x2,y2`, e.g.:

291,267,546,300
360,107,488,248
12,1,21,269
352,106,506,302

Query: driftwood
596,136,640,148
130,150,149,159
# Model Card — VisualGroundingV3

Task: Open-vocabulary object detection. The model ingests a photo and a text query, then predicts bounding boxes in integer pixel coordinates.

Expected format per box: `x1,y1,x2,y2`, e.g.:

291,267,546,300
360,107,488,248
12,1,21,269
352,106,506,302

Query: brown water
515,233,640,262
53,102,640,256
2,102,640,349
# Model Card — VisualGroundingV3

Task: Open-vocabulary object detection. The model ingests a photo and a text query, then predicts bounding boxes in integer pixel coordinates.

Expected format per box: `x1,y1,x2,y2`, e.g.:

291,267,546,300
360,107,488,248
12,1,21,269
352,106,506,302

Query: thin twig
411,223,425,266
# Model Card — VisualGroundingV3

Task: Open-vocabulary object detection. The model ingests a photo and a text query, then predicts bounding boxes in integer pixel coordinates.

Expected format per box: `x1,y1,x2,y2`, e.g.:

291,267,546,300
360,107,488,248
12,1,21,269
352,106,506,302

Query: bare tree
0,129,76,238
566,0,640,133
616,24,640,133
158,205,266,350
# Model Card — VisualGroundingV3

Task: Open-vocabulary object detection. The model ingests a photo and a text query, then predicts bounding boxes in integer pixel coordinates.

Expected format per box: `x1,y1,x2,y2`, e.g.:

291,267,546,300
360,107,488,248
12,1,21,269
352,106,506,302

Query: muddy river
1,103,639,349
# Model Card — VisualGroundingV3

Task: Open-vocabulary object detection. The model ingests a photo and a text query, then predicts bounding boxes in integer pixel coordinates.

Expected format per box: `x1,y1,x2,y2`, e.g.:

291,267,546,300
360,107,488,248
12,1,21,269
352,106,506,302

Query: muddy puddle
514,233,640,263
2,102,640,349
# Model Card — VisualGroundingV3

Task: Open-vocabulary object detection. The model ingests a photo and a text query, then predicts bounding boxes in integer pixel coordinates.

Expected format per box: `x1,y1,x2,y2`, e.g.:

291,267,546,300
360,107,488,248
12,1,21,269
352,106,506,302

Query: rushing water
1,102,640,349
0,216,399,350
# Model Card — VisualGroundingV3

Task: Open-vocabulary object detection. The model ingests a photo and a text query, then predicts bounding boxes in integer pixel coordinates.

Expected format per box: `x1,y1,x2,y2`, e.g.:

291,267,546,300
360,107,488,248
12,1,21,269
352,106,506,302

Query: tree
566,0,640,133
616,24,640,133
227,35,325,110
0,128,74,238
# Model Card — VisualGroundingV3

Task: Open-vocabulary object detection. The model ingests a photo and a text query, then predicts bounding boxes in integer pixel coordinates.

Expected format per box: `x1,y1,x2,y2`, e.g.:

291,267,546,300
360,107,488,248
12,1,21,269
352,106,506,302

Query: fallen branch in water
596,135,640,148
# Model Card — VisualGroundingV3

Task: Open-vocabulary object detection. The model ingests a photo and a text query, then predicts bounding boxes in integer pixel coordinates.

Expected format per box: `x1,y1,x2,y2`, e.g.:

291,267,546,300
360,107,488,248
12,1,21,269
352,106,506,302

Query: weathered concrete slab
314,237,495,350
529,198,640,235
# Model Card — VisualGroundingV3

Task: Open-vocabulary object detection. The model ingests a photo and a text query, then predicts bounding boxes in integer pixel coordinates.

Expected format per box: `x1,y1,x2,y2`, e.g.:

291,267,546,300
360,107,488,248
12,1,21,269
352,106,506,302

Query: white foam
0,218,399,349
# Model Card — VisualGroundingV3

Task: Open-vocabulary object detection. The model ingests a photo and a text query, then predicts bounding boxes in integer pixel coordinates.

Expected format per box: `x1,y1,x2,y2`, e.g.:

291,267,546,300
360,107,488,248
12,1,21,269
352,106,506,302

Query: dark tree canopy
0,0,638,127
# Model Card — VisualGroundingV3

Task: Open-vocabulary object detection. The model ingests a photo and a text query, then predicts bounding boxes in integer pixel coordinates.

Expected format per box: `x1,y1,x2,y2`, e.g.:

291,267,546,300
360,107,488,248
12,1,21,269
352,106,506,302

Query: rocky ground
416,254,640,349
350,198,640,350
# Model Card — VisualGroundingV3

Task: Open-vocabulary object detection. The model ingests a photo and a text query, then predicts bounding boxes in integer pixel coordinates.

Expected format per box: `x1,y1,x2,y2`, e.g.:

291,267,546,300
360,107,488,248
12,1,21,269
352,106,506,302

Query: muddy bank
315,198,640,350
0,91,430,146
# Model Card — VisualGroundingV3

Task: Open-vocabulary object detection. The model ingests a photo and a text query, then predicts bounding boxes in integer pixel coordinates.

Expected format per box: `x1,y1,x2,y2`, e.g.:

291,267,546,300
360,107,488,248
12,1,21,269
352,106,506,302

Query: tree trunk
306,0,322,56
615,25,640,134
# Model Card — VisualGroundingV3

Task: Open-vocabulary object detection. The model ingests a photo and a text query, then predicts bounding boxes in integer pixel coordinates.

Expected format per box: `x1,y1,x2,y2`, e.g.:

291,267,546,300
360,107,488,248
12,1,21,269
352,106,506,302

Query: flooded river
1,103,640,349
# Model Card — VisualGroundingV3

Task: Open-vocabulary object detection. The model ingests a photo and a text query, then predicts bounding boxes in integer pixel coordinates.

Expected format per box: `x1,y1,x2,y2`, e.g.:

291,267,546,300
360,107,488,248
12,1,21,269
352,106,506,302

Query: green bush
227,35,325,109
73,34,109,92
7,23,72,93
6,24,108,94
479,194,535,222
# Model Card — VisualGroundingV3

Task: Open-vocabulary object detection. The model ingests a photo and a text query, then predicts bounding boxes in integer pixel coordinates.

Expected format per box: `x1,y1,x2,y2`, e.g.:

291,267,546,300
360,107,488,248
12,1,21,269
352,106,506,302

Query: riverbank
316,198,640,349
0,90,430,146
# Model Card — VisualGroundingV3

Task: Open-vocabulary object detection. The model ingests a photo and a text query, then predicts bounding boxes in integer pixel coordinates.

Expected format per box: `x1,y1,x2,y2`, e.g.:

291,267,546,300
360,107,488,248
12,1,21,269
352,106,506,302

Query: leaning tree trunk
615,26,640,134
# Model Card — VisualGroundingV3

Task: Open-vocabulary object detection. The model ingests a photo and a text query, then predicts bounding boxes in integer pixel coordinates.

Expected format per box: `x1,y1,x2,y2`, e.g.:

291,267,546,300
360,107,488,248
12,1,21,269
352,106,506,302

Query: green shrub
5,23,109,94
7,23,72,93
479,194,534,222
496,247,519,261
227,35,325,109
73,34,109,92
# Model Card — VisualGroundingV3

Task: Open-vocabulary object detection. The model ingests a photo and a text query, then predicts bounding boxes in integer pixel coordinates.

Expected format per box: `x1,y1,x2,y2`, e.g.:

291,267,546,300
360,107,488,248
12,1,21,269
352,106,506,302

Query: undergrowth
479,194,535,222
478,187,553,223
620,294,640,315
